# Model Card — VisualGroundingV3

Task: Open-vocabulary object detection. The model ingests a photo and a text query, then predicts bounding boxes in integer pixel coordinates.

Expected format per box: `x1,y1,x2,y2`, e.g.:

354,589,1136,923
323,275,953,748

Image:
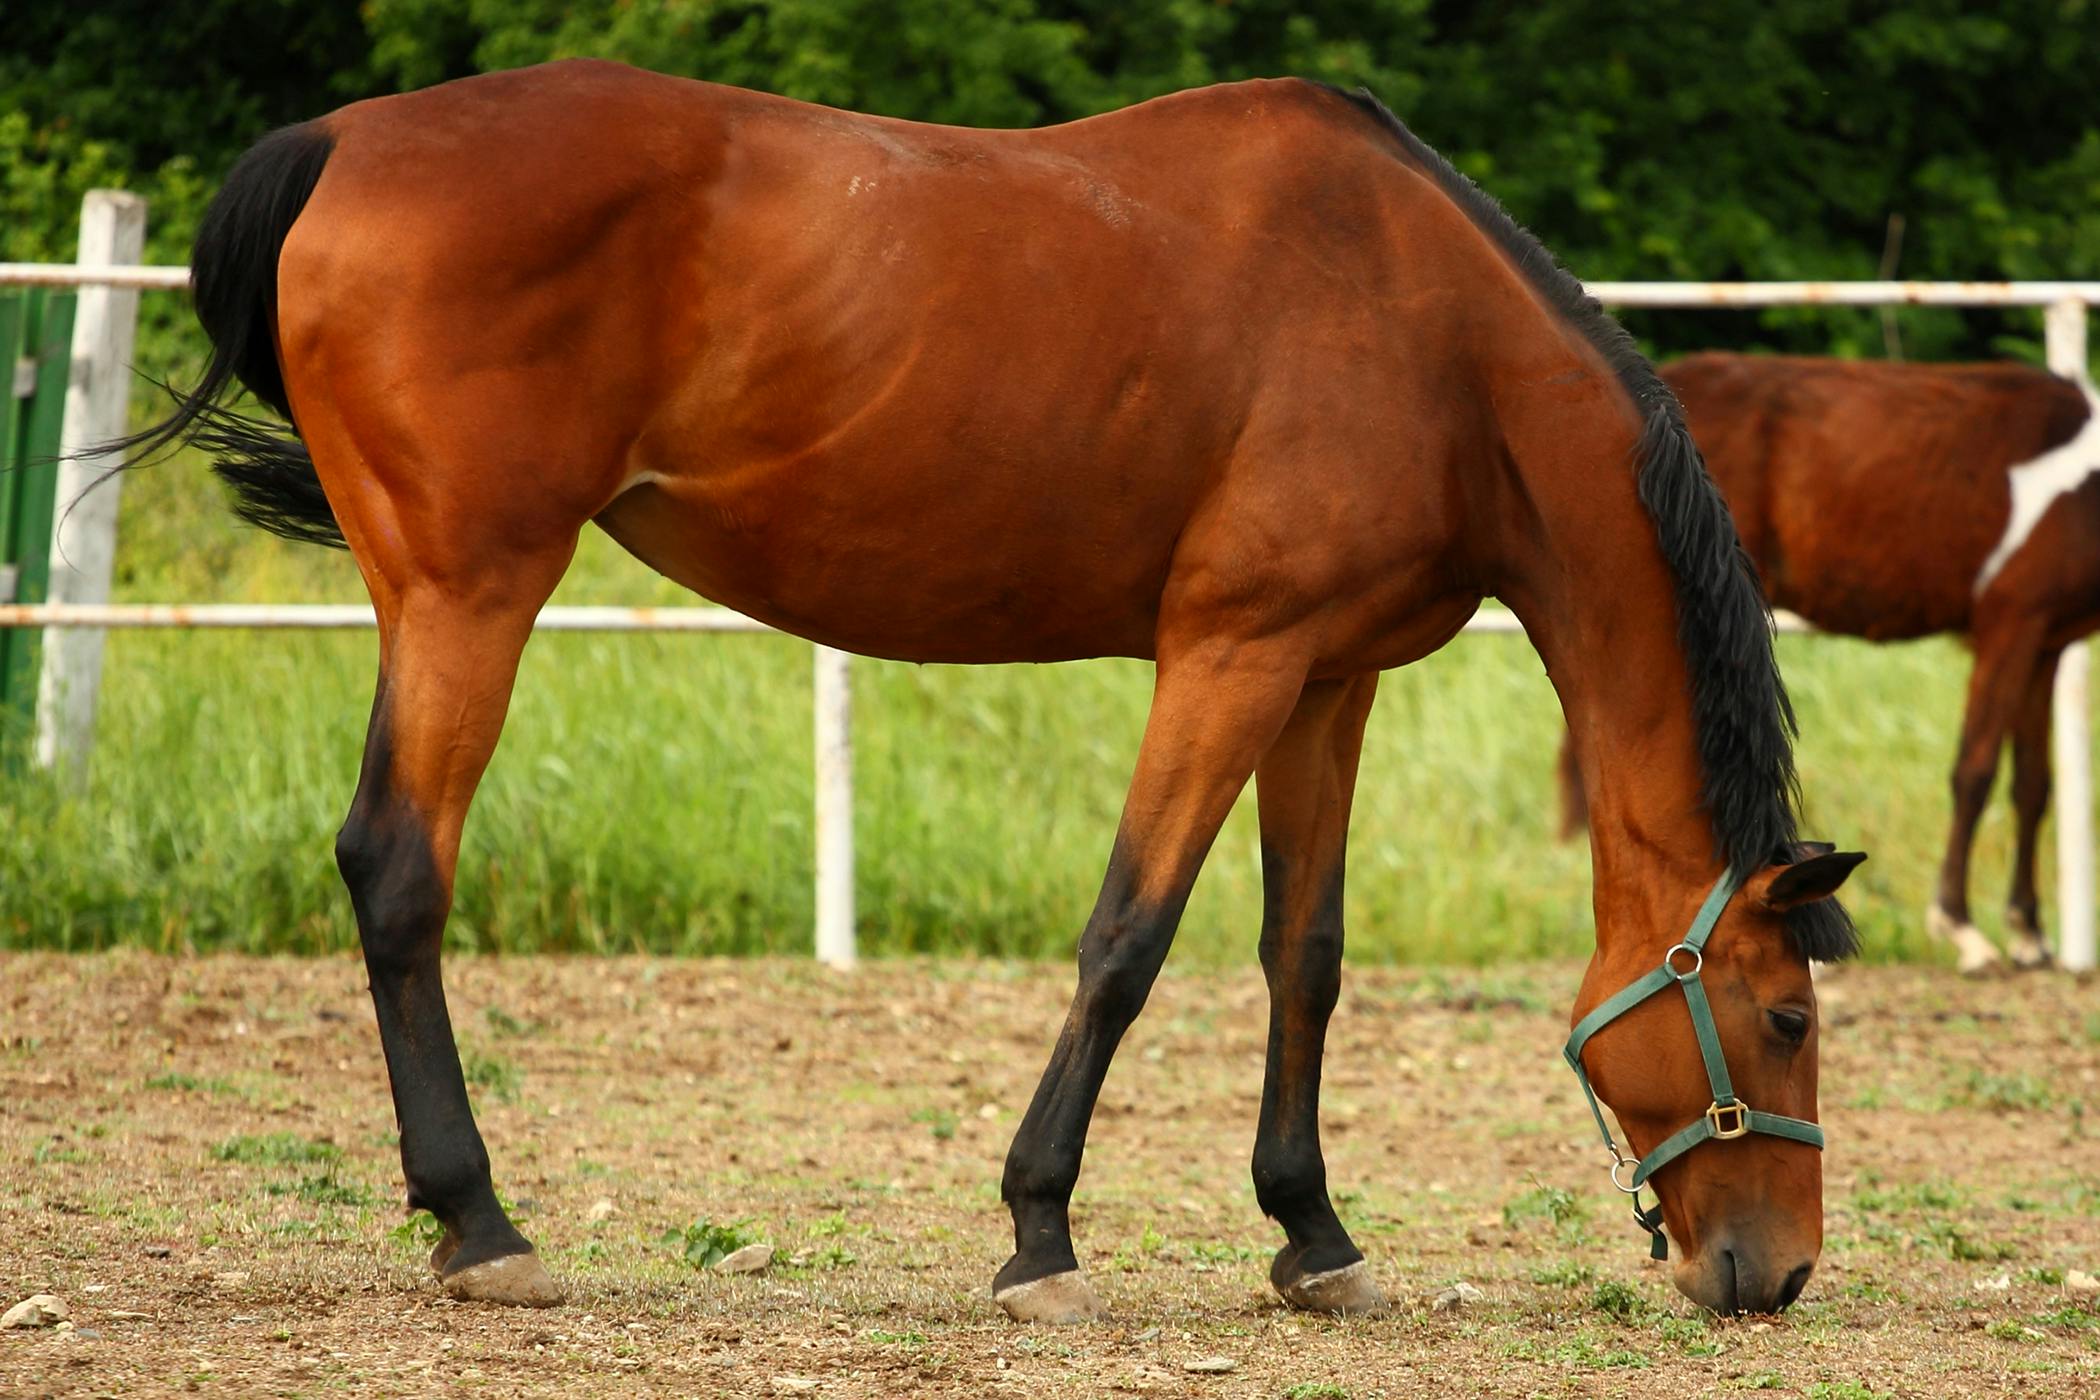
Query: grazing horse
1556,354,2097,974
120,63,1861,1319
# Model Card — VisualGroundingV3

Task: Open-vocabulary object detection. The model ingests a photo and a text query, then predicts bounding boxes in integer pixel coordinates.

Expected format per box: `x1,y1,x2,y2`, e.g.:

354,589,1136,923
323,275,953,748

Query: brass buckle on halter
1706,1100,1749,1140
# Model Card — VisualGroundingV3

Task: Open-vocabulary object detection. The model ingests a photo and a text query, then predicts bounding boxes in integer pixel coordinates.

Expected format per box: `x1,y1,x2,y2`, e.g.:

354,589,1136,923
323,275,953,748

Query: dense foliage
9,1,2097,365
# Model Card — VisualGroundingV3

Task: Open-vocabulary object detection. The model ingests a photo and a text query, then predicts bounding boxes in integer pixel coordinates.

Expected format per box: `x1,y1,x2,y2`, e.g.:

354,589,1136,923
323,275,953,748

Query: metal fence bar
2044,299,2095,971
0,602,778,631
1590,281,2100,307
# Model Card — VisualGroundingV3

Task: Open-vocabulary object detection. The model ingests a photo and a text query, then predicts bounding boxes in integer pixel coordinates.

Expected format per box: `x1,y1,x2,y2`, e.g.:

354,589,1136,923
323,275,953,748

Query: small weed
1503,1184,1586,1233
461,1050,522,1104
1654,1316,1708,1346
1958,1070,2056,1112
909,1107,957,1141
2032,1302,2100,1331
390,1212,446,1249
481,1006,536,1038
1188,1241,1264,1265
1842,1279,1896,1302
662,1219,757,1269
266,1172,378,1208
1734,1374,1785,1391
145,1072,234,1095
1918,1220,2015,1262
2024,1267,2064,1285
213,1133,340,1166
1529,1260,1595,1288
806,1244,857,1270
1588,1279,1650,1321
1283,1385,1350,1400
866,1329,927,1346
1851,1178,1963,1213
1986,1318,2043,1342
1806,1384,1894,1400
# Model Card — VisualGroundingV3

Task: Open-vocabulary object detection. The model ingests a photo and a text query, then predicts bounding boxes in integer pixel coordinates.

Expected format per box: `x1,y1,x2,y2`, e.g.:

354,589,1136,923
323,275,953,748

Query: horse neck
1489,383,1725,969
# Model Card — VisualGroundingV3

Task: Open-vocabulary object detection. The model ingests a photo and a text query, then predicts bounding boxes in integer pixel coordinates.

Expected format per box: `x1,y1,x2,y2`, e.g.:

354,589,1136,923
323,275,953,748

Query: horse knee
336,800,447,974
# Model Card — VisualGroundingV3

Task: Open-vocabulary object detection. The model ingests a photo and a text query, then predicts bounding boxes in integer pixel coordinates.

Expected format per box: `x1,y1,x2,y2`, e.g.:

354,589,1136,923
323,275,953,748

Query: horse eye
1766,1008,1810,1044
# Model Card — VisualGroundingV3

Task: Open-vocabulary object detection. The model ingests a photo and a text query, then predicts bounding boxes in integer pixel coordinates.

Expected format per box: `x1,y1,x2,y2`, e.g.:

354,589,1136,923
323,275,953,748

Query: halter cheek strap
1562,871,1825,1261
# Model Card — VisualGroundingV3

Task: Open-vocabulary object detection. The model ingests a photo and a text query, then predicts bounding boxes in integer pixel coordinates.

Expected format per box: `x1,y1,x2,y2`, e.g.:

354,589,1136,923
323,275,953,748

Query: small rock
1182,1356,1237,1374
715,1244,776,1274
2066,1270,2100,1298
770,1378,819,1395
53,1321,74,1335
143,1245,171,1259
2,1295,68,1329
1431,1281,1486,1312
586,1199,617,1224
1133,1326,1161,1343
1975,1273,2012,1292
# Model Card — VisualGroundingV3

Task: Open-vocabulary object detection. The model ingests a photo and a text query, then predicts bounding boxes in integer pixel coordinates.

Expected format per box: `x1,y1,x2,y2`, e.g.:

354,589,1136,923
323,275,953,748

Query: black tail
103,122,346,548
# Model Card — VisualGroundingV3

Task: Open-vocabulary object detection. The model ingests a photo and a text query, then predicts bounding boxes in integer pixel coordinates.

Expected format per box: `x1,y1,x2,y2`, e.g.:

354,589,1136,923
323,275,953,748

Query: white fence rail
3,199,2095,970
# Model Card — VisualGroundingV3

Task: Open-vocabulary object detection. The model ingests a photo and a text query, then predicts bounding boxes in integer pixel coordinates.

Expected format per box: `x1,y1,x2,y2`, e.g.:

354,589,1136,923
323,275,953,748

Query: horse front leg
1250,674,1385,1315
993,634,1311,1324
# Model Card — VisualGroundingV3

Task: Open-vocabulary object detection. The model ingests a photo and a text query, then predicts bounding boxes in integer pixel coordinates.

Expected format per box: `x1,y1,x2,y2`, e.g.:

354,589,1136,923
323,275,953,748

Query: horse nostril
1775,1262,1814,1311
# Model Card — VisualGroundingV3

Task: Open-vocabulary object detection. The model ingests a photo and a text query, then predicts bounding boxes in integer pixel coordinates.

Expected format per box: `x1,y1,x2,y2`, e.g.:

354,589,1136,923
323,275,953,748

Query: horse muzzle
1674,1237,1816,1316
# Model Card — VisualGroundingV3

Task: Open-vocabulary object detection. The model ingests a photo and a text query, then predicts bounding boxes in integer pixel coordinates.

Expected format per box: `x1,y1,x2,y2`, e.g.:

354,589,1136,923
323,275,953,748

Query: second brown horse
125,63,1861,1319
1560,353,2098,973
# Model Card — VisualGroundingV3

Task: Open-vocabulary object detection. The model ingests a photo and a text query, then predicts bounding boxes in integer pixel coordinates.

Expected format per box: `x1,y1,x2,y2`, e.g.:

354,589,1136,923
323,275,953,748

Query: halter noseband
1562,872,1824,1260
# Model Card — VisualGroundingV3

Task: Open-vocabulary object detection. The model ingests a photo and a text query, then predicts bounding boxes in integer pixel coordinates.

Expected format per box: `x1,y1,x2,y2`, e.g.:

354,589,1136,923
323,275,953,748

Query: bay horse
118,62,1862,1319
1557,353,2097,974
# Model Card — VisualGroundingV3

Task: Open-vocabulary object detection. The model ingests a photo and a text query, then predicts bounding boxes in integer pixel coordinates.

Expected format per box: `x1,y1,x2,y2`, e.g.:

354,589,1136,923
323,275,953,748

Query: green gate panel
1,288,78,744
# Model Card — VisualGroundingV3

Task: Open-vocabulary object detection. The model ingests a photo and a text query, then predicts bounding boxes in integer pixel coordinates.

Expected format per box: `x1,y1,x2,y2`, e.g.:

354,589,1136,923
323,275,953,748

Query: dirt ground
2,952,2096,1398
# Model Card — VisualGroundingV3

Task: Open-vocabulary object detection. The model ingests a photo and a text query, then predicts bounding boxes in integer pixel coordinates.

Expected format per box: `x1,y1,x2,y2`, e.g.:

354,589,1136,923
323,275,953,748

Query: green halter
1563,871,1825,1261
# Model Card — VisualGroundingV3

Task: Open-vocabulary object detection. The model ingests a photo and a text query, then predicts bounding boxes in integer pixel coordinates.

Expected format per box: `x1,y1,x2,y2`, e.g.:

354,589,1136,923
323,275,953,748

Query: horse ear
1746,848,1866,912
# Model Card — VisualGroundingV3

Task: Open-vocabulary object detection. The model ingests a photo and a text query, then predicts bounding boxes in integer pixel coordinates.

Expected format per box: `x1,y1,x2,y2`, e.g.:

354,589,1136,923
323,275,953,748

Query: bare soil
2,952,2096,1397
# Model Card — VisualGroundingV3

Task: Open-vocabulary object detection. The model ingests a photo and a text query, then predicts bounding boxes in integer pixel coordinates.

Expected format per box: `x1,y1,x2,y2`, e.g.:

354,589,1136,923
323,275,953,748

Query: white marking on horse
1975,378,2100,593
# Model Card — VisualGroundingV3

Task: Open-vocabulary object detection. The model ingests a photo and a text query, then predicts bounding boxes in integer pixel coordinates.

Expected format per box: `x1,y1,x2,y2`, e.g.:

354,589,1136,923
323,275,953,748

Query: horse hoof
1927,904,2002,976
994,1270,1104,1325
2009,937,2054,970
441,1251,564,1307
1276,1259,1388,1316
2006,911,2054,970
429,1228,462,1277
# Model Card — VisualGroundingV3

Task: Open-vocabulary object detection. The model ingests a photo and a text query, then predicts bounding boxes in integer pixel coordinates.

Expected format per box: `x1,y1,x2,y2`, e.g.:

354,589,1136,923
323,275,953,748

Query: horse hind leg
1929,618,2046,976
2005,649,2061,969
312,422,581,1303
1250,674,1386,1315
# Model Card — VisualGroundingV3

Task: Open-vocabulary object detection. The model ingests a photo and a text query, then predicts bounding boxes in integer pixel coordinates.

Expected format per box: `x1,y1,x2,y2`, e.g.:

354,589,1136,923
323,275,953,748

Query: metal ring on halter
1609,1157,1642,1194
1664,942,1702,980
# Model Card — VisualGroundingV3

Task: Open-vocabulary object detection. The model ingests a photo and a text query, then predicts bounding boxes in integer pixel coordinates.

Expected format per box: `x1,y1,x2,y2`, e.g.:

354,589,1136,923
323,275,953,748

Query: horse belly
593,471,1174,663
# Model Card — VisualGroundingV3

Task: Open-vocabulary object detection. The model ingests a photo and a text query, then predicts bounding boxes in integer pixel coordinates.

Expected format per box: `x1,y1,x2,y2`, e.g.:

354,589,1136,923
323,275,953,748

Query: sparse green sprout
661,1218,757,1269
212,1133,340,1166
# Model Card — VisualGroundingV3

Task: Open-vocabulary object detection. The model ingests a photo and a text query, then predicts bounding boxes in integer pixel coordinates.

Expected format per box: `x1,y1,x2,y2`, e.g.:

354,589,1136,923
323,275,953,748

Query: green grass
1,435,2087,963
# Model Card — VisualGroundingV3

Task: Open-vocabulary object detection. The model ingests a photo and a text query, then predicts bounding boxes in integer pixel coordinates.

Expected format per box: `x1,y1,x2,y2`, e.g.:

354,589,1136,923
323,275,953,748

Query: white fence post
813,644,857,968
33,190,147,782
2045,297,2095,971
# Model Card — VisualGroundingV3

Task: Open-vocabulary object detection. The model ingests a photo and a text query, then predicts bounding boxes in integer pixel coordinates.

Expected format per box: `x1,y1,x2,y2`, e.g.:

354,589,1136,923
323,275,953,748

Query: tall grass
0,450,2070,965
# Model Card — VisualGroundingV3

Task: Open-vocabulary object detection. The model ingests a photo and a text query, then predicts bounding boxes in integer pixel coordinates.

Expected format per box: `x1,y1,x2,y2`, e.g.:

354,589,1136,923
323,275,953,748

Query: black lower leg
339,718,528,1271
996,851,1186,1291
1252,850,1361,1283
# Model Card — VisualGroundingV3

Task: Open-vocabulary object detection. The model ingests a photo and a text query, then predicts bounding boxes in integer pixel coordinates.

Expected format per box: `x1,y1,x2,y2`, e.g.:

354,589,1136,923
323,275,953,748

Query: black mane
1320,85,1856,961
